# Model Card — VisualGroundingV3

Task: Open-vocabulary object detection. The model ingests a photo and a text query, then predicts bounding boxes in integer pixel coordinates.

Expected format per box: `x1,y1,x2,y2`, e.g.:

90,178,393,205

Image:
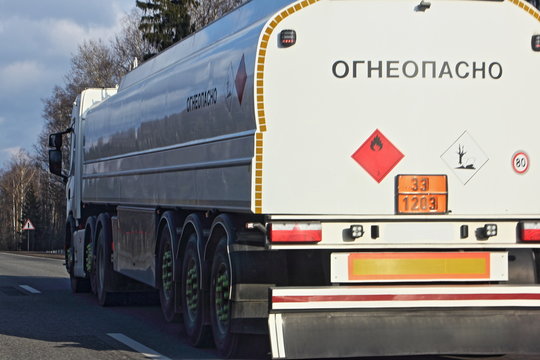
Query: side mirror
48,149,63,177
49,133,63,149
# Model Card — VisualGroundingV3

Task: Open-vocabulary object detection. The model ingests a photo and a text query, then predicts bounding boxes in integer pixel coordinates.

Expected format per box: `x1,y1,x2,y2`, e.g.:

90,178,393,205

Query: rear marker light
520,221,540,242
270,223,322,243
280,30,297,48
532,35,540,52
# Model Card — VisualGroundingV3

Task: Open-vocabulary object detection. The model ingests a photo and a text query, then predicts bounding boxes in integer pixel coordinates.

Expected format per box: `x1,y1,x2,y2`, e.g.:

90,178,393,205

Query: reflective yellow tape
348,252,490,280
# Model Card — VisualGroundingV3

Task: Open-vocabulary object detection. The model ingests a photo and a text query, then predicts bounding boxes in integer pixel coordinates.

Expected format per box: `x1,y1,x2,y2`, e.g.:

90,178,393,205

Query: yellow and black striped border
509,0,540,19
253,0,321,214
252,0,539,214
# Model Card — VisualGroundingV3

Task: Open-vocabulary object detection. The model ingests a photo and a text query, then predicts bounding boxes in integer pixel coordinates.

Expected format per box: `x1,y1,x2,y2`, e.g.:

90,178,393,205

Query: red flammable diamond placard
351,129,404,183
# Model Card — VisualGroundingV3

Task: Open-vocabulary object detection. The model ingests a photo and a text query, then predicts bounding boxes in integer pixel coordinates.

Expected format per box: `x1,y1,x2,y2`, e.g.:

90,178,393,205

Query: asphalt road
0,251,218,360
0,252,538,360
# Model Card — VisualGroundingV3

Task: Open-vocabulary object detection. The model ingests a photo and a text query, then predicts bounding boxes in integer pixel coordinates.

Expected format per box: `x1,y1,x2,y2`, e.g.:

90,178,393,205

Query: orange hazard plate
396,175,448,214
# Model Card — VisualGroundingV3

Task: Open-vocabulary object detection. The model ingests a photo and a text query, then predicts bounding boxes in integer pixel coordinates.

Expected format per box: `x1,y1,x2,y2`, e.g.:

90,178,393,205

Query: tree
112,9,156,73
25,10,148,252
136,0,194,55
189,0,246,31
0,151,37,250
67,39,120,91
21,185,39,251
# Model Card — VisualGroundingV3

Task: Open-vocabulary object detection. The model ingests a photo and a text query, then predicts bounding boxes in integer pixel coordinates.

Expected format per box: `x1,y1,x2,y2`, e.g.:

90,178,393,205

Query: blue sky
0,0,135,167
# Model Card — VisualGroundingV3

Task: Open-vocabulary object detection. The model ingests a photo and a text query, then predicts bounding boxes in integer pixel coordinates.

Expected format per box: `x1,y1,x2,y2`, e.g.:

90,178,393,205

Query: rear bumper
268,286,540,359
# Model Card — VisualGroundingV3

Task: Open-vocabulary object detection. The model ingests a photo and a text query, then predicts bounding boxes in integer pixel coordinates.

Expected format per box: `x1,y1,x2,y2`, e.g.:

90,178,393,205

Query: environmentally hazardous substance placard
441,131,489,184
351,129,404,183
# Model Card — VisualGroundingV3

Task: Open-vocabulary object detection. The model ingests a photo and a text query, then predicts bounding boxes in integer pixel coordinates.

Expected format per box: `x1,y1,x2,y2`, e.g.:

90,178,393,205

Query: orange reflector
348,252,490,281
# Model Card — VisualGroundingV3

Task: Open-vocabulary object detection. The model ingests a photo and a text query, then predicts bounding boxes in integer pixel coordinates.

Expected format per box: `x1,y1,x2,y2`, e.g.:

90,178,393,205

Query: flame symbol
370,135,383,151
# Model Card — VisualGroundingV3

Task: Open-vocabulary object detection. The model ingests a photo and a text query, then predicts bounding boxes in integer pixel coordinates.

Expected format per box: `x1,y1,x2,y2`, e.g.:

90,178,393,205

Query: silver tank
81,0,294,211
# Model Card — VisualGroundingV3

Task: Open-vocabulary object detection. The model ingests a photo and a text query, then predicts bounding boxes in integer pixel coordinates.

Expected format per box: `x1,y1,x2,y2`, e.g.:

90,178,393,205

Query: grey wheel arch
205,214,236,301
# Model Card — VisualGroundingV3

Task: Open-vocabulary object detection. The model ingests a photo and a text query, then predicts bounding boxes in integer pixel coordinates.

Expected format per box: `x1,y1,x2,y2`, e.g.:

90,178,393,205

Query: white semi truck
49,0,540,358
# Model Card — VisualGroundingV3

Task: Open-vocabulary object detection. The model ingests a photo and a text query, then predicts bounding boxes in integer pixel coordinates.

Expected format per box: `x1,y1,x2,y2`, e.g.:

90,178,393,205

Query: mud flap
268,286,540,359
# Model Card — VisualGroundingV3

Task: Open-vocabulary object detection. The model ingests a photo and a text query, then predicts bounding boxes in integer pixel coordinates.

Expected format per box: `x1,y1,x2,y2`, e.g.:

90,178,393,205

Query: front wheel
67,221,90,293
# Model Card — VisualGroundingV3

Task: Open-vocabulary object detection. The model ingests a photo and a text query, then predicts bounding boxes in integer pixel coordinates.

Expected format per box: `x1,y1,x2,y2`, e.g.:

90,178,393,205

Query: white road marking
19,285,41,294
107,333,171,360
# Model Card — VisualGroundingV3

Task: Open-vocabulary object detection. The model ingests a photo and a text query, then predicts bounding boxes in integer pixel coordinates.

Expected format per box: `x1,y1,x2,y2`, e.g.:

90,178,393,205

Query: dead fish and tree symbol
456,144,476,170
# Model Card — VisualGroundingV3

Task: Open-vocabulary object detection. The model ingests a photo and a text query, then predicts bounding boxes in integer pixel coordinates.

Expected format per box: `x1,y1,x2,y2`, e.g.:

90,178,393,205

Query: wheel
158,226,179,322
95,215,119,306
209,236,267,358
87,240,97,295
209,236,240,357
67,220,90,293
181,233,211,346
65,218,76,274
84,217,98,295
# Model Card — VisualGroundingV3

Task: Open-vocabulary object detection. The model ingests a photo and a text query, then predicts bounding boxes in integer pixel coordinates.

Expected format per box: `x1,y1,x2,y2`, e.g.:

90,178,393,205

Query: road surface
0,252,537,360
0,251,218,360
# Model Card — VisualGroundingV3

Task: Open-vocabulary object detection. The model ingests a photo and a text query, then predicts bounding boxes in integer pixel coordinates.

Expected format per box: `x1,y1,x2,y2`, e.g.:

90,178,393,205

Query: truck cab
49,88,117,225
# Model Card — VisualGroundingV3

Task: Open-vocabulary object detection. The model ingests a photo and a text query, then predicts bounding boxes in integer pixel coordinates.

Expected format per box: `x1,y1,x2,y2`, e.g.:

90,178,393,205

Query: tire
85,217,98,295
95,215,118,306
181,233,211,346
209,236,240,357
209,236,267,358
65,218,75,273
88,243,98,295
158,226,179,322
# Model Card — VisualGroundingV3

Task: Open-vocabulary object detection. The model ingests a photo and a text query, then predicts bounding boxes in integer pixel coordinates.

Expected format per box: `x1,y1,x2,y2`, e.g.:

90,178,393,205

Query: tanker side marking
507,0,540,19
254,0,321,213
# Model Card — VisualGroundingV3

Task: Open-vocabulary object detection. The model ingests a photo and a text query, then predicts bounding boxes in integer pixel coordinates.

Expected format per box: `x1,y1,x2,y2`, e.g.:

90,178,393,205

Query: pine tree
190,0,246,31
136,0,194,55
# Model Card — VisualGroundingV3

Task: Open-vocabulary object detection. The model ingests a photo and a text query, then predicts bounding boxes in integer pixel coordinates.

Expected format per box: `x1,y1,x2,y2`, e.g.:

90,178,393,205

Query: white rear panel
255,0,540,216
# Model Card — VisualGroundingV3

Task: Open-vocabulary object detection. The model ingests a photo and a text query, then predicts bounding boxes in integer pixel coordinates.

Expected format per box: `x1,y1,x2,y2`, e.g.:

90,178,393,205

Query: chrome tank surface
81,0,295,211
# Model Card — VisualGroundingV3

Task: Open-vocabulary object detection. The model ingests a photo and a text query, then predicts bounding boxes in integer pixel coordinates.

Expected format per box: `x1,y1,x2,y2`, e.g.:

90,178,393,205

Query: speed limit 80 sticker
512,151,530,174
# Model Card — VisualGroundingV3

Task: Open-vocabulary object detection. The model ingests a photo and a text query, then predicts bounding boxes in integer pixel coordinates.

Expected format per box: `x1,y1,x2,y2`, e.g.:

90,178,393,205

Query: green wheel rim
161,244,173,301
85,242,93,273
185,256,199,320
214,262,230,333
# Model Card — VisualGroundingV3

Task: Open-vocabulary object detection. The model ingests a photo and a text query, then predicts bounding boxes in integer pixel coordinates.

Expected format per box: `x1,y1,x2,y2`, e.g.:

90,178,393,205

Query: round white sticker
512,151,529,174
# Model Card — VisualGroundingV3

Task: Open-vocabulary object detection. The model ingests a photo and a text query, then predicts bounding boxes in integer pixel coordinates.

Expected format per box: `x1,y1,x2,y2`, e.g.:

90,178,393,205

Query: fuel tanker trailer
48,0,540,358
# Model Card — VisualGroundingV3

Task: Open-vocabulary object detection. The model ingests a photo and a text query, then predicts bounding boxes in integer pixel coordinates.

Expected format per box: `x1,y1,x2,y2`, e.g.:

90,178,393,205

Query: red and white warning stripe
271,286,540,310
